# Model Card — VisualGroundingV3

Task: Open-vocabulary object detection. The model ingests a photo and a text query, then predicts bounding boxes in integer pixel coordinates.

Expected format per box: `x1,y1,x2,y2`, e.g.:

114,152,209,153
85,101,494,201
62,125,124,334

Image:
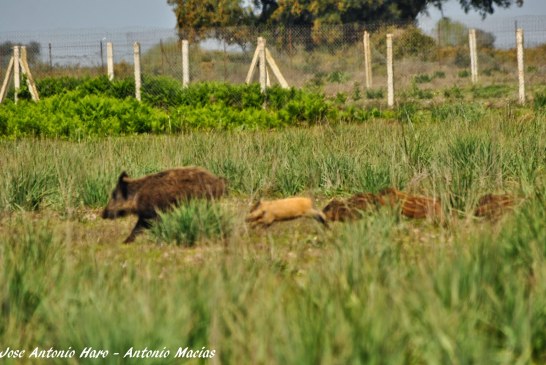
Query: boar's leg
311,210,330,229
123,217,153,244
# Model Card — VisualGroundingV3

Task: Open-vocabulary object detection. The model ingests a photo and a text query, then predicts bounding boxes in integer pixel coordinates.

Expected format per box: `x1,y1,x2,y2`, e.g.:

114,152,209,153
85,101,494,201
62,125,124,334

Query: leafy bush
36,76,83,96
471,85,512,99
458,70,470,78
407,84,434,100
413,74,432,84
0,92,169,138
394,26,437,61
443,86,464,99
366,88,384,99
0,76,406,137
170,104,284,131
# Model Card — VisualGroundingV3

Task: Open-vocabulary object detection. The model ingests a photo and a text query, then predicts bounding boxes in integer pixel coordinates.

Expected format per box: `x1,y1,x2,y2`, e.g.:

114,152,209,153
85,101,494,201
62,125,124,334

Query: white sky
0,0,544,33
418,0,546,31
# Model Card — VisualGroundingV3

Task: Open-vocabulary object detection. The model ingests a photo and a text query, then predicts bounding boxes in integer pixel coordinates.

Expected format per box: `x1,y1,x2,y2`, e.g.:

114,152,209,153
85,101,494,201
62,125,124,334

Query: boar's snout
102,208,114,219
101,207,127,219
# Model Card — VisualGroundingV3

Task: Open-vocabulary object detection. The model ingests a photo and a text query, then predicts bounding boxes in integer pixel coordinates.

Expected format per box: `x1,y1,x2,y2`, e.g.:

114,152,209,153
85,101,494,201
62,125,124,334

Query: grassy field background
0,104,545,364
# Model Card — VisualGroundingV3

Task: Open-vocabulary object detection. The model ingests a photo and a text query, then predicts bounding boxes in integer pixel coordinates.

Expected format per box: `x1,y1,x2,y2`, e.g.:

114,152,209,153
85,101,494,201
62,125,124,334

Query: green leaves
1,77,377,137
0,92,169,138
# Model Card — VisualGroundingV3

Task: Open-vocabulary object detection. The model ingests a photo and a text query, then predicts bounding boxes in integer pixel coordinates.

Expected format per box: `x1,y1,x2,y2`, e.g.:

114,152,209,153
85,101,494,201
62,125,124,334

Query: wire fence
1,16,546,104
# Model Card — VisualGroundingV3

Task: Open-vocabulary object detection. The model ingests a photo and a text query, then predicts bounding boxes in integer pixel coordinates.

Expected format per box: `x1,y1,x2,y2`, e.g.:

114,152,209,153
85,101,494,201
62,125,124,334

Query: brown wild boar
102,167,227,243
323,193,381,222
246,197,328,228
474,193,515,220
378,187,443,221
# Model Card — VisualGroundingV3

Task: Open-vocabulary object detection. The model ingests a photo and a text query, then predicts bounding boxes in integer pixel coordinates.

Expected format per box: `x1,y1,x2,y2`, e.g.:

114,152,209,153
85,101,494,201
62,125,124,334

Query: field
1,98,545,364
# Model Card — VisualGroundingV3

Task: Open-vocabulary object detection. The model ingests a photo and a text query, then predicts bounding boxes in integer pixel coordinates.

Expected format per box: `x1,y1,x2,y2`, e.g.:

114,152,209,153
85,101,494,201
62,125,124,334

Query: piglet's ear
118,171,129,199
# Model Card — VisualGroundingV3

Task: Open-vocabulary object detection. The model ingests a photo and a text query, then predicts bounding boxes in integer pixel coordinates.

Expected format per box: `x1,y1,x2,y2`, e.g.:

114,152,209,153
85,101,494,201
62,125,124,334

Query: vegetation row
2,75,546,139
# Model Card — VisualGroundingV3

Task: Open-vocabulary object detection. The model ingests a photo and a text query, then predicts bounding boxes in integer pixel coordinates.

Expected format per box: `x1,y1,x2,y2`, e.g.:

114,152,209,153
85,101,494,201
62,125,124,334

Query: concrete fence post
182,40,189,88
133,42,142,102
516,28,525,104
469,29,479,84
107,42,114,81
386,34,394,107
363,31,372,89
258,37,266,93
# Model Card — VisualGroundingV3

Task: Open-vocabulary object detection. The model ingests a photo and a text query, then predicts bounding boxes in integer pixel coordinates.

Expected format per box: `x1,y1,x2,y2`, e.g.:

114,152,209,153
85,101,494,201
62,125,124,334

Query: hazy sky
0,0,545,33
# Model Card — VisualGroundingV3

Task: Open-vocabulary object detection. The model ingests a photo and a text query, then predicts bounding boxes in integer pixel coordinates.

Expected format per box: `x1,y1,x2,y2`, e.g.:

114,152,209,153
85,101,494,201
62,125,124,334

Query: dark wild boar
102,167,227,243
378,187,443,222
474,193,515,220
323,193,382,222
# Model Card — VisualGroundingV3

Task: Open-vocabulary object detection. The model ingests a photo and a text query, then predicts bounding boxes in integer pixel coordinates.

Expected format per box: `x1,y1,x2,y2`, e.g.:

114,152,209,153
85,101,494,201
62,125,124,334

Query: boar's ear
118,171,129,199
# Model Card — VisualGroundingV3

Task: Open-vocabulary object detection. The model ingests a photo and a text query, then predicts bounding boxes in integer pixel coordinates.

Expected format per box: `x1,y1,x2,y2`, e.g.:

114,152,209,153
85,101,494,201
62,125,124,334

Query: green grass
0,104,545,363
151,200,233,246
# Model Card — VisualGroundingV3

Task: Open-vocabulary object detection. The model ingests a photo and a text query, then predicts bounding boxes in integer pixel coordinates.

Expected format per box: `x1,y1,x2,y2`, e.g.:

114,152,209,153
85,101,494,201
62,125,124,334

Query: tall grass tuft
447,135,499,212
151,201,232,246
1,220,64,338
5,169,57,211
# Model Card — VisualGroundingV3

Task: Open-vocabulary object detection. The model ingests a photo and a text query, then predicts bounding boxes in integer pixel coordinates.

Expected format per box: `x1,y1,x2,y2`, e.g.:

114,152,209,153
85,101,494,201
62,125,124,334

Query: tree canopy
168,0,524,33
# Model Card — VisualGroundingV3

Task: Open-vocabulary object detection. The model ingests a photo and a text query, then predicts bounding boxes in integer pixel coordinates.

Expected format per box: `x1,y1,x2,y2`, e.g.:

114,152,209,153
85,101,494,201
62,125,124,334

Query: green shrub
533,90,546,109
36,76,84,96
443,86,464,99
0,92,169,138
472,85,512,99
407,84,434,100
327,70,349,84
458,70,470,78
366,88,384,99
414,74,432,84
394,26,437,61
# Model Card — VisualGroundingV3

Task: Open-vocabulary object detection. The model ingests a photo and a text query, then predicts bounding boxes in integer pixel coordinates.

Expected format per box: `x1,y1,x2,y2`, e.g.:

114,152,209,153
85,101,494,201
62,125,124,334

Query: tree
168,0,523,28
249,0,523,26
0,41,41,68
167,0,252,40
167,0,522,44
435,18,495,48
451,0,523,18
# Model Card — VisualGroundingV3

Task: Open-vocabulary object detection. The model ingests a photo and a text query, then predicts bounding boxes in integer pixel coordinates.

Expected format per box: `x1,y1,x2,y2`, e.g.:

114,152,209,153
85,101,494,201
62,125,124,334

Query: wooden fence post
386,34,394,107
182,39,189,88
0,57,14,103
133,42,141,101
469,29,479,84
13,46,20,103
258,37,266,93
363,31,372,89
516,28,525,104
20,46,39,101
107,42,114,81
